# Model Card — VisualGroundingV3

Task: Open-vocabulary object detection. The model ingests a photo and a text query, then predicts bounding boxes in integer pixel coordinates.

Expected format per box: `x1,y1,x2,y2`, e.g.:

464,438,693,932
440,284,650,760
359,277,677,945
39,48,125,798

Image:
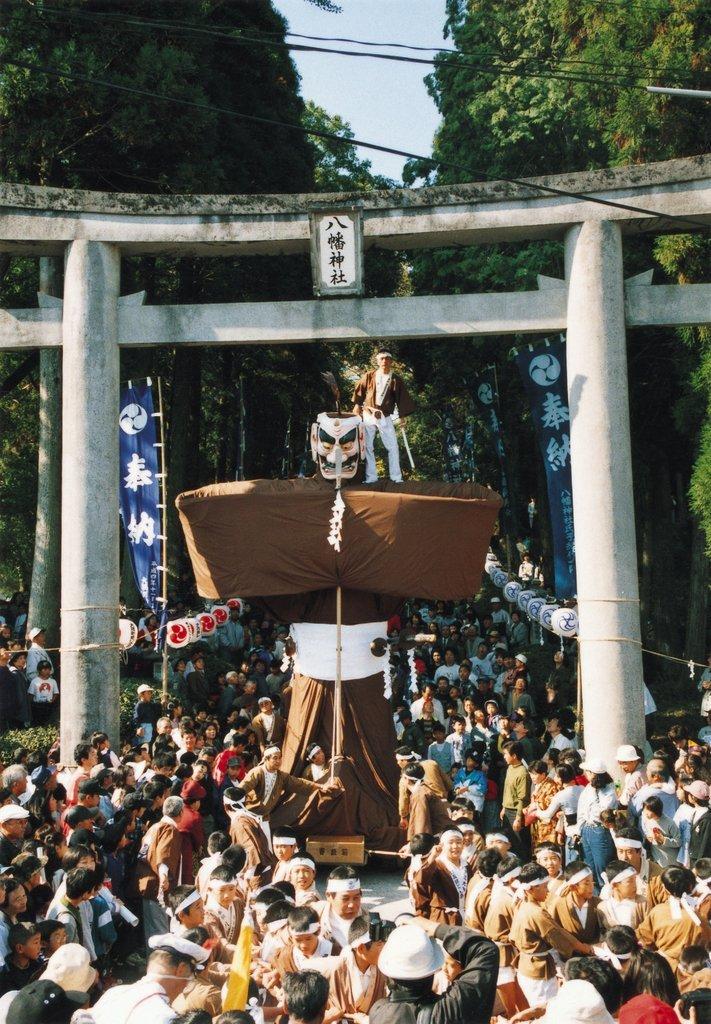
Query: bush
0,725,58,764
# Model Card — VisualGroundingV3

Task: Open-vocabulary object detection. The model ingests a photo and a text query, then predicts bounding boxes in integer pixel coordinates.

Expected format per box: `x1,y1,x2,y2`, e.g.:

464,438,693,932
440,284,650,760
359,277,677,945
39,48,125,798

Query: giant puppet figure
177,392,501,850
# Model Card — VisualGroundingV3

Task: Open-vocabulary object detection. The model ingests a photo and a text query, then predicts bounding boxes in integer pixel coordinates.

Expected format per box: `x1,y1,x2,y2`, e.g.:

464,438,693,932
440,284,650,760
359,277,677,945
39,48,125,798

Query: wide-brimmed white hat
378,925,445,980
0,805,29,824
543,980,615,1024
616,745,640,762
580,757,608,775
41,943,98,993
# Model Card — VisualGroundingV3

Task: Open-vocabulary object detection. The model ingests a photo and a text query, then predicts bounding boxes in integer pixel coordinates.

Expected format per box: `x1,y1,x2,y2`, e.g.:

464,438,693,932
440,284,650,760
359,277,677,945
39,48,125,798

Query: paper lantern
551,607,579,637
226,597,243,615
197,612,217,636
503,581,522,603
517,590,537,613
211,605,229,626
118,618,138,651
167,618,191,648
187,618,202,642
538,604,559,630
492,570,509,589
526,598,545,622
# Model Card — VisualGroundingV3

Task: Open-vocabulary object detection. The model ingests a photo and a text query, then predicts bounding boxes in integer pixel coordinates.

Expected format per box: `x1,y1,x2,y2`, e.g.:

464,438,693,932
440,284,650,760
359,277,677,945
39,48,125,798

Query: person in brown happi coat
677,945,711,994
464,848,501,932
510,862,593,1009
413,828,473,926
396,748,453,825
134,794,185,941
272,906,334,982
549,860,602,946
636,864,711,971
224,786,275,882
325,914,388,1024
483,853,527,1018
352,349,416,484
403,764,452,842
613,827,667,909
171,925,224,1018
241,745,342,824
202,867,244,963
596,859,647,931
251,696,287,754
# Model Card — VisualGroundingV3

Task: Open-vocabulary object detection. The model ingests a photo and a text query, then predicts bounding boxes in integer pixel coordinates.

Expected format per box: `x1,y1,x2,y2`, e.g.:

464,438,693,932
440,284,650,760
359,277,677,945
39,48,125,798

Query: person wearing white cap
490,597,512,634
576,758,619,888
510,862,592,1008
371,915,498,1023
615,745,647,809
541,978,615,1024
90,933,209,1024
352,348,415,483
40,942,98,993
25,627,52,682
0,804,29,867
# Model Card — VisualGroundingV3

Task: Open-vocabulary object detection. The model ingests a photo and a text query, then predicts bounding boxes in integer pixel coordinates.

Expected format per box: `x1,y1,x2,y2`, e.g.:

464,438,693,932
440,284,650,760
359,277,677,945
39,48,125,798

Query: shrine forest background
0,0,709,694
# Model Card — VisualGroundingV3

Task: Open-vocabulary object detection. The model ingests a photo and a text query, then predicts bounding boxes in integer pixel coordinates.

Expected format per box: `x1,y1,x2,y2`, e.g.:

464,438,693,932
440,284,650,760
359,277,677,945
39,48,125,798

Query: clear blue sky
274,0,447,183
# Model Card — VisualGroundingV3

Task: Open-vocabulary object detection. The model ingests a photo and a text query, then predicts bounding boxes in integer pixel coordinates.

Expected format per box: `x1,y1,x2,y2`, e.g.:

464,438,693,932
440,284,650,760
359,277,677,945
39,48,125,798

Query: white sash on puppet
290,622,388,682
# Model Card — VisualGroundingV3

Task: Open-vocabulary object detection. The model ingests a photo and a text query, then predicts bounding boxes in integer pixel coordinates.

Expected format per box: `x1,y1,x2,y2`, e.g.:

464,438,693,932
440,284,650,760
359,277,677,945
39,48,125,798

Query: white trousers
516,972,558,1007
363,414,401,482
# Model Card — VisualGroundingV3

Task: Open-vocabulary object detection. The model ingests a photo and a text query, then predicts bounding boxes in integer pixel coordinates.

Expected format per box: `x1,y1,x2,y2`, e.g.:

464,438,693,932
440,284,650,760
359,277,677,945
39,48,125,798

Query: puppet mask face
310,412,364,482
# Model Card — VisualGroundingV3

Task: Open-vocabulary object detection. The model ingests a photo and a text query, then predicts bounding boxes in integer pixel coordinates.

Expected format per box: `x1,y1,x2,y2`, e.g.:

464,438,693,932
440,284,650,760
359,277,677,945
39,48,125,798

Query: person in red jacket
178,780,207,884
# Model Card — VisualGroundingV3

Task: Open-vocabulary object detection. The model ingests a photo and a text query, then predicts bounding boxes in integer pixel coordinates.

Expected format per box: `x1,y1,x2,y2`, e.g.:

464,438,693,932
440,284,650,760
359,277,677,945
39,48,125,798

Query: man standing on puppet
352,348,415,483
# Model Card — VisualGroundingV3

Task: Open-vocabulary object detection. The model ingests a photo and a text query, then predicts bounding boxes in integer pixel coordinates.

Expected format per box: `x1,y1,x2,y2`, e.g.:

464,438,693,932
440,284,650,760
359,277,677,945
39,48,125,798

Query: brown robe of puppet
177,478,501,850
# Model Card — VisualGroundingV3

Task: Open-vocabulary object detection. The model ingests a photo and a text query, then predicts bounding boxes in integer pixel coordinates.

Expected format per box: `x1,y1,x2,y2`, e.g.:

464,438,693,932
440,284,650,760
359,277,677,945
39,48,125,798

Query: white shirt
263,769,278,806
410,696,445,723
28,677,59,702
577,783,618,826
25,643,52,681
91,978,177,1024
548,733,575,752
375,370,392,406
434,664,460,684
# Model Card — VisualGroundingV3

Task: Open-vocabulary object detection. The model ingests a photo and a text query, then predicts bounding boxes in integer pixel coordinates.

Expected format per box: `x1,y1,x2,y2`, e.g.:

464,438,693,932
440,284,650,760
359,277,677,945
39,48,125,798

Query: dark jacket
370,925,498,1024
689,809,711,864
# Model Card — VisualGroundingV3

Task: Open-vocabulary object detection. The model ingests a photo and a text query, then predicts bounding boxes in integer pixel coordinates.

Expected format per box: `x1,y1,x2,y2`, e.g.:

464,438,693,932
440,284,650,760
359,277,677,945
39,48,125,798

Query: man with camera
371,915,498,1023
326,913,389,1023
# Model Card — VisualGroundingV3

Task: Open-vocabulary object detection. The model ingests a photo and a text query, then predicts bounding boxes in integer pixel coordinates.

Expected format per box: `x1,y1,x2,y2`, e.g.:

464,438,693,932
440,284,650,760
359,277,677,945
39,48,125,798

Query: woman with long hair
622,948,680,1007
577,758,619,887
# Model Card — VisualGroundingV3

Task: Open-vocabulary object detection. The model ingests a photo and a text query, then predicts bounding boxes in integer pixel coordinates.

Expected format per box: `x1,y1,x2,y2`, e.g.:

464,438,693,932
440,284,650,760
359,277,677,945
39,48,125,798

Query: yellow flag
222,910,253,1011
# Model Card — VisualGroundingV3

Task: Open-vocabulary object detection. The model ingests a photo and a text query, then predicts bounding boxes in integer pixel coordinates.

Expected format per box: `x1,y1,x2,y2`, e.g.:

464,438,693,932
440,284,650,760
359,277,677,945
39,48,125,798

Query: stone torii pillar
565,220,646,770
60,241,121,760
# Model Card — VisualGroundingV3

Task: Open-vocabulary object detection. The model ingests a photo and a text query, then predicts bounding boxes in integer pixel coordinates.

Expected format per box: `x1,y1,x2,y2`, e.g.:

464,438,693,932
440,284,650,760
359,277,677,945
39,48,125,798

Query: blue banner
514,340,576,598
472,367,515,533
118,380,162,613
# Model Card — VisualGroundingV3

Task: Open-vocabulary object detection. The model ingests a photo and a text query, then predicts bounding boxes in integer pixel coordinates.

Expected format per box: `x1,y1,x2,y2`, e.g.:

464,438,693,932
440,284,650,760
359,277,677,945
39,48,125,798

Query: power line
1,0,700,93
1,54,708,234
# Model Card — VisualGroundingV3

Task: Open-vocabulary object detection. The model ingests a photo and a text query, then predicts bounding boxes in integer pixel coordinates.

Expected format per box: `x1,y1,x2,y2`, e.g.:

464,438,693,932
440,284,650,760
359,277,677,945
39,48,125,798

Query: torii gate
1,154,710,771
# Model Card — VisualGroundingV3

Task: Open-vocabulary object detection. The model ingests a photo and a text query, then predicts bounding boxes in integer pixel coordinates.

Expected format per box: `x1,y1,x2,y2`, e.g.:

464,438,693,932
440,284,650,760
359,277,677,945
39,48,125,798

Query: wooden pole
332,583,343,781
157,376,170,706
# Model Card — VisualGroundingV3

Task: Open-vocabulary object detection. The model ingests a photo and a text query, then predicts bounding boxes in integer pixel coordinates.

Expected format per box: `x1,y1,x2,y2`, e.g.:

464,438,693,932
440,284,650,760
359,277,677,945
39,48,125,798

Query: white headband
264,745,281,757
598,944,632,971
307,746,323,762
535,848,561,863
615,838,643,850
458,823,476,834
326,878,361,894
273,837,297,846
559,867,592,895
290,857,316,872
224,797,244,810
174,890,201,918
291,922,320,936
518,876,549,891
486,834,510,846
608,867,637,887
499,866,522,884
349,931,371,950
208,878,237,890
440,829,463,842
266,918,288,934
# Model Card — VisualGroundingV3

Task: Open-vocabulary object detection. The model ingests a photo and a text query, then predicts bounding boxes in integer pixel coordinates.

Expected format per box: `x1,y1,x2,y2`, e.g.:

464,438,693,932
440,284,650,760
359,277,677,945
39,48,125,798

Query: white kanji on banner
127,511,156,546
124,453,154,491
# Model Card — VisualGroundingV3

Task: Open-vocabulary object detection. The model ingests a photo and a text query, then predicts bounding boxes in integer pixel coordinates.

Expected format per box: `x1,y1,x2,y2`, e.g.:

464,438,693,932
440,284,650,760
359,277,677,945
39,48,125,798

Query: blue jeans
580,824,615,889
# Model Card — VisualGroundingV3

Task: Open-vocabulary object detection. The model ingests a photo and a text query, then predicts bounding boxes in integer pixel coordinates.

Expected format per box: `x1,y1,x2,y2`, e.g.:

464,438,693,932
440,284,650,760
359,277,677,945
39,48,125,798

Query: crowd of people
0,590,708,1024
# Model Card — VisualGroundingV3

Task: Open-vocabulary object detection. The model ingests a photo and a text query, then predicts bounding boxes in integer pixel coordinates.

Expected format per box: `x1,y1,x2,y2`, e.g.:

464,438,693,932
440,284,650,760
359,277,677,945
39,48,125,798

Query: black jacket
689,809,711,864
370,926,498,1024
